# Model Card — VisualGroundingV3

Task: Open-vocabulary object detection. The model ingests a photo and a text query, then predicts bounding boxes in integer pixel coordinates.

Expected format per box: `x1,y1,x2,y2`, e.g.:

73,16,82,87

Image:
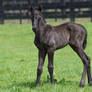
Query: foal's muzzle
32,27,36,33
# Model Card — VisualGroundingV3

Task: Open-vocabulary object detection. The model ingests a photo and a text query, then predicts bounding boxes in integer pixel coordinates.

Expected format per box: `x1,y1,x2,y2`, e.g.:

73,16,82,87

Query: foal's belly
55,34,69,50
56,40,69,50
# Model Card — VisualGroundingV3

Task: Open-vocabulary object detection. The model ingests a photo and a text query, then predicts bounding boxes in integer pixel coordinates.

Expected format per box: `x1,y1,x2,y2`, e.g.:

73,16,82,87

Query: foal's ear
29,4,33,12
38,4,43,11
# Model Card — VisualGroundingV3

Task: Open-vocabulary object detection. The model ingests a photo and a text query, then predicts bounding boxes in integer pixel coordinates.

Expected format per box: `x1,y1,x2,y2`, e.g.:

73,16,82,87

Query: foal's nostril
32,28,36,32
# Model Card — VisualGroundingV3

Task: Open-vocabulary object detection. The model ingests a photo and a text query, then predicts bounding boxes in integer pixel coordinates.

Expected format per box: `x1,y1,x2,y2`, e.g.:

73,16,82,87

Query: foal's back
48,22,87,49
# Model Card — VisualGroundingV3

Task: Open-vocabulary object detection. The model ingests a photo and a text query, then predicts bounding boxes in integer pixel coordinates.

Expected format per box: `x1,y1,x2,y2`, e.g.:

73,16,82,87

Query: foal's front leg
48,48,55,84
36,49,47,87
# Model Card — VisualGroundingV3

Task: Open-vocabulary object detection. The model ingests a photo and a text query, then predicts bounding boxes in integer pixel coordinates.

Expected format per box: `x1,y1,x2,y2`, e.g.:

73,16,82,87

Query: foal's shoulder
44,24,53,31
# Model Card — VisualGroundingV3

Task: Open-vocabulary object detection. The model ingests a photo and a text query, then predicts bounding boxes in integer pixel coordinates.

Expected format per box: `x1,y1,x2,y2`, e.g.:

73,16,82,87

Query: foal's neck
35,16,47,38
39,17,46,31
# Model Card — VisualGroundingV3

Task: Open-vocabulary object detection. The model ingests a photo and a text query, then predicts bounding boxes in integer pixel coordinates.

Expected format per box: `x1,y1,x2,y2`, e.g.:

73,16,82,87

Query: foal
29,5,92,87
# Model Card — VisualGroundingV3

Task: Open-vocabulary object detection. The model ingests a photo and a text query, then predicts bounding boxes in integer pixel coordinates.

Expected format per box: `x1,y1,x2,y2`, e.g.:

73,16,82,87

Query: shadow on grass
56,78,79,86
0,81,36,90
9,78,79,89
11,81,36,89
9,80,50,89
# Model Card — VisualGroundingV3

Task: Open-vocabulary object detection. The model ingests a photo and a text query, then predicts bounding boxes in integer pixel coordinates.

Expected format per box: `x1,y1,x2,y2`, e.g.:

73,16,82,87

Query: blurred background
0,0,92,24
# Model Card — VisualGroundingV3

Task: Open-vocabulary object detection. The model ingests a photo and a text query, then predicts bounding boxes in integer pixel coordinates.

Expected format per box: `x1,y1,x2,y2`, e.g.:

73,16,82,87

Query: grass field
0,22,92,92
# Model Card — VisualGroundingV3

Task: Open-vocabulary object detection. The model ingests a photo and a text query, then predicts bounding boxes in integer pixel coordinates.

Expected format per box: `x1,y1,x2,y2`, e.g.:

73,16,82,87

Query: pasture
0,22,92,92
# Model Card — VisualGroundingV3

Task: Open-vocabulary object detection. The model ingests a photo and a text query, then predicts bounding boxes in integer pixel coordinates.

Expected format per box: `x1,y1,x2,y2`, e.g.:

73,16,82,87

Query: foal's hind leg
85,55,92,85
70,45,92,87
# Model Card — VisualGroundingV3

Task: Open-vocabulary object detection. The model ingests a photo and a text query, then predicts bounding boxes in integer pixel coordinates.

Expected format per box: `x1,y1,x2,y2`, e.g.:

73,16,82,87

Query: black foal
29,5,92,87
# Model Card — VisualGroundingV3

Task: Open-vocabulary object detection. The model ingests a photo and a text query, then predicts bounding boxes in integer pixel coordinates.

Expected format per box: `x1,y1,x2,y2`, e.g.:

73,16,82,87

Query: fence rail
0,0,92,24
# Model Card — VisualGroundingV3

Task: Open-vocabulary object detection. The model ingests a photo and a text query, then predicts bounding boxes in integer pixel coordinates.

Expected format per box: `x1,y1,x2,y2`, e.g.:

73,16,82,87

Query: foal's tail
83,31,87,50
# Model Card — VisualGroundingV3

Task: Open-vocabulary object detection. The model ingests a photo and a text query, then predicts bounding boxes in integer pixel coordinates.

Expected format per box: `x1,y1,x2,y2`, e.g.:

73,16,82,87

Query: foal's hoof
51,80,55,84
79,83,85,88
89,79,92,86
35,83,40,88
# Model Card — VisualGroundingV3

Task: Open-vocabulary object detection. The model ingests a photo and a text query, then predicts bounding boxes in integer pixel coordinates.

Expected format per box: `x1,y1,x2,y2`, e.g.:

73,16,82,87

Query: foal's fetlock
48,66,54,84
88,78,92,86
35,68,43,87
36,79,40,87
80,80,85,87
36,82,40,88
50,78,55,84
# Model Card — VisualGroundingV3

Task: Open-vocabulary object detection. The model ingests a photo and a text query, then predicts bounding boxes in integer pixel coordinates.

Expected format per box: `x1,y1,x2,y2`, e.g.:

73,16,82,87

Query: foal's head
29,5,44,33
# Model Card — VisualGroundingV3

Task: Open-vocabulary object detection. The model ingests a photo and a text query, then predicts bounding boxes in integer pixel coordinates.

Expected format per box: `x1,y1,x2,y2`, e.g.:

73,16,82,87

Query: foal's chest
34,35,47,49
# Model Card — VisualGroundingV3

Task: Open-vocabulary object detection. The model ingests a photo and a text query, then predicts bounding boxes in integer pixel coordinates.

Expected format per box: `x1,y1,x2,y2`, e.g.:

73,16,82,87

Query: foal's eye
35,16,37,19
34,16,39,20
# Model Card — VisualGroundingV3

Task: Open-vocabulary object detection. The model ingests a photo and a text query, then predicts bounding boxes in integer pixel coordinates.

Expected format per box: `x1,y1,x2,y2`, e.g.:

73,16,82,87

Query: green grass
0,22,92,92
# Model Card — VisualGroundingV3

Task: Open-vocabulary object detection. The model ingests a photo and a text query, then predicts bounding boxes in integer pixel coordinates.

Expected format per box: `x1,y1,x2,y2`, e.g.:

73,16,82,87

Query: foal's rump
67,23,87,49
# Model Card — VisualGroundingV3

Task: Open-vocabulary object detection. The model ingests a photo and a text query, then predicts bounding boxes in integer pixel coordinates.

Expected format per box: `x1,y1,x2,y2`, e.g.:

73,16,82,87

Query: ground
0,22,92,92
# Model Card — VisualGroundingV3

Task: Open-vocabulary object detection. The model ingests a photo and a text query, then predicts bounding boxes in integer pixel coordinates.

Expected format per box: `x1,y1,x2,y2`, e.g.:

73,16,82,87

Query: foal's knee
37,66,43,75
86,56,90,62
48,66,54,73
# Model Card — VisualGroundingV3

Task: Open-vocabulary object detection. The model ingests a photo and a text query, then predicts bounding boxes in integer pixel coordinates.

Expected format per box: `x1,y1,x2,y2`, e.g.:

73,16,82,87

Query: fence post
90,0,92,22
55,3,57,22
19,4,22,24
34,0,38,7
70,0,75,22
0,0,4,24
62,0,66,20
